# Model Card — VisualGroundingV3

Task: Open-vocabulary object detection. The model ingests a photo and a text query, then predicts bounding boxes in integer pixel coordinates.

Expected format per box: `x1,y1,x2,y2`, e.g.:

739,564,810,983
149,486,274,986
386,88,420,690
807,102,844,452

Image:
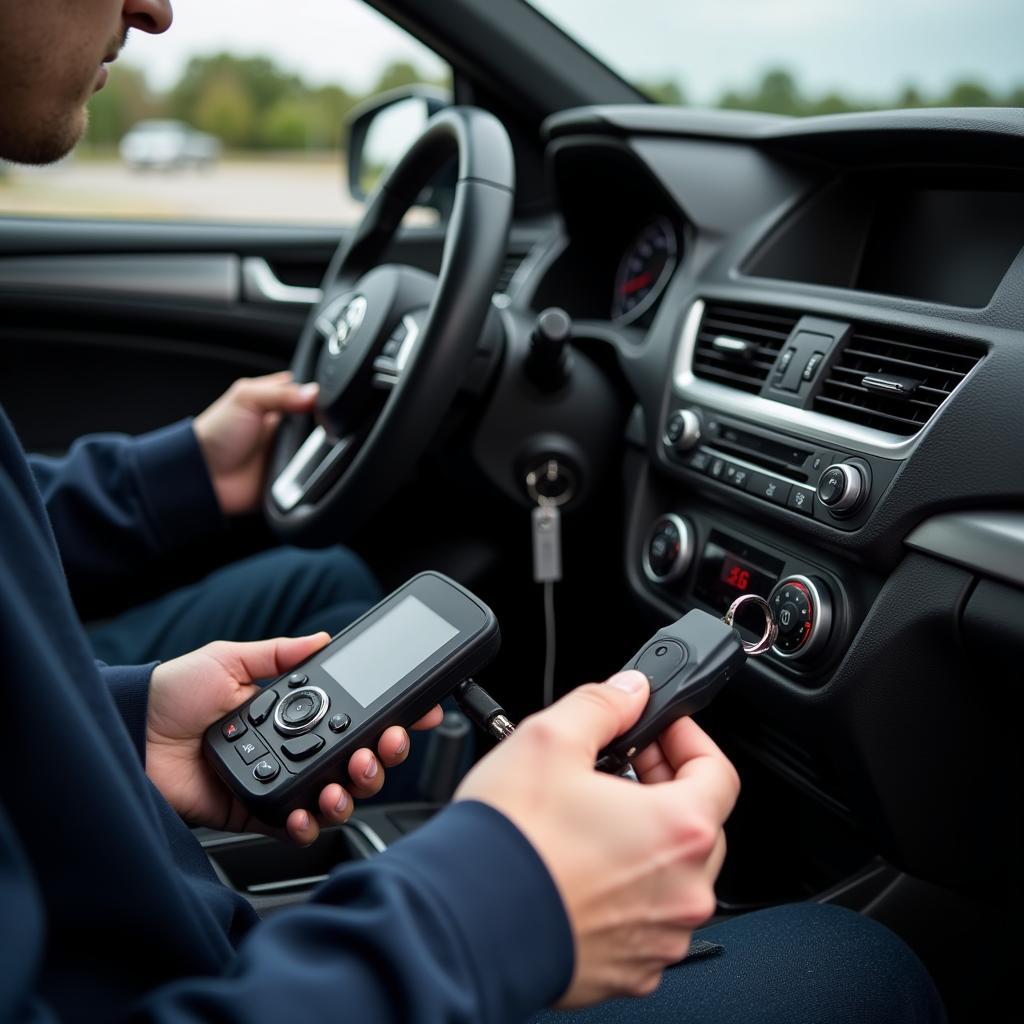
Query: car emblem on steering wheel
317,295,367,356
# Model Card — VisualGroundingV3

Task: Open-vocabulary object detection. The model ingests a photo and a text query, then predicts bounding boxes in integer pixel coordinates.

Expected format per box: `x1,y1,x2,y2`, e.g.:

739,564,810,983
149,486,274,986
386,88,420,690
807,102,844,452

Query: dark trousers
88,545,383,664
536,901,945,1023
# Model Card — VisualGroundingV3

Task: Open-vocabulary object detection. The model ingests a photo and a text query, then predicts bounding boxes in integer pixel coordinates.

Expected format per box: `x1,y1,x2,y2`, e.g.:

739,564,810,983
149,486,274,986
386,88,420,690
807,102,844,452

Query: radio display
695,532,784,630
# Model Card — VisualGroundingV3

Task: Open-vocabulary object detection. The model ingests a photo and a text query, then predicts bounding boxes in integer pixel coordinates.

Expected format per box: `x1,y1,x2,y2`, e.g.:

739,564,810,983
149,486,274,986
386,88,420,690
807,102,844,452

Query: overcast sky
126,0,1023,103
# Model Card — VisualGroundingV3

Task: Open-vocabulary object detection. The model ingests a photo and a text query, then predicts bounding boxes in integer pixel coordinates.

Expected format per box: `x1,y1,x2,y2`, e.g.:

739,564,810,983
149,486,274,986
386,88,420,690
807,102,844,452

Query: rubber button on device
287,673,308,689
282,734,325,761
253,758,280,783
329,714,351,733
248,688,279,726
221,717,247,742
236,737,267,765
634,640,688,693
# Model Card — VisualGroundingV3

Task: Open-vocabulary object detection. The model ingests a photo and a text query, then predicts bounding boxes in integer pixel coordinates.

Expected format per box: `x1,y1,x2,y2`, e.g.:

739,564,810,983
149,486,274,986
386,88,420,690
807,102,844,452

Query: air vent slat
693,302,800,394
813,324,983,436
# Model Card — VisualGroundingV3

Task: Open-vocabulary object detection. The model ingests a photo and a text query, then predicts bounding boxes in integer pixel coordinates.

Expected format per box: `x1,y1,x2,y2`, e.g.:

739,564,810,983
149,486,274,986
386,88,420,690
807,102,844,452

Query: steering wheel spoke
270,425,353,512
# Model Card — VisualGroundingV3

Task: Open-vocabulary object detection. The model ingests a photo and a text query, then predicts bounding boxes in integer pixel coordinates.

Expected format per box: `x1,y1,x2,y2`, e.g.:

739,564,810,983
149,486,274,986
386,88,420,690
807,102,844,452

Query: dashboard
503,105,1024,892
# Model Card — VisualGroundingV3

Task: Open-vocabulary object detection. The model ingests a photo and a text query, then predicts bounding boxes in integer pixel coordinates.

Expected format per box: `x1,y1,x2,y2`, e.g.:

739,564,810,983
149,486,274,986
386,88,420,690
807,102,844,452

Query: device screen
319,595,459,707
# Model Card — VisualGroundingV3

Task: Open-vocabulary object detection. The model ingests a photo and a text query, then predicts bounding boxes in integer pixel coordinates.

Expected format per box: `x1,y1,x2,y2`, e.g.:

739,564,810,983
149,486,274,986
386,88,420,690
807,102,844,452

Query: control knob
664,409,702,454
817,462,867,516
768,575,832,660
643,514,694,584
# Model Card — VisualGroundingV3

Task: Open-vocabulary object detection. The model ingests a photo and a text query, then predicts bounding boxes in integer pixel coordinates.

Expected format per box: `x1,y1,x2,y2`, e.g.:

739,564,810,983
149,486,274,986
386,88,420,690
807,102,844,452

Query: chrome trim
905,511,1024,589
241,256,322,305
817,462,865,515
247,874,330,894
662,408,702,453
0,253,239,303
770,575,832,661
345,816,389,854
642,514,694,584
712,335,751,354
372,314,420,380
272,686,330,736
674,299,916,459
271,425,331,511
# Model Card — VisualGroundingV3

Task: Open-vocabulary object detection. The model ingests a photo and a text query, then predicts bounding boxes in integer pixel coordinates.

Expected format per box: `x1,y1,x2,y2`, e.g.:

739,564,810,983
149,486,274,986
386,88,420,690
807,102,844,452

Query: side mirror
345,85,452,209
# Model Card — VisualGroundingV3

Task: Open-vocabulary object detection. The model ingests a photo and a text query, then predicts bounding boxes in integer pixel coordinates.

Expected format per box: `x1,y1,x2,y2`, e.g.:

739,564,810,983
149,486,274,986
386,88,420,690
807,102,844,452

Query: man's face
0,0,173,165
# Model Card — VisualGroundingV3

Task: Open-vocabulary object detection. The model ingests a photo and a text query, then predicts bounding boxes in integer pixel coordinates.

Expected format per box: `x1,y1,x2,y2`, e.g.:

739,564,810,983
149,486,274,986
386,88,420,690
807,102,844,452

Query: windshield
528,0,1023,113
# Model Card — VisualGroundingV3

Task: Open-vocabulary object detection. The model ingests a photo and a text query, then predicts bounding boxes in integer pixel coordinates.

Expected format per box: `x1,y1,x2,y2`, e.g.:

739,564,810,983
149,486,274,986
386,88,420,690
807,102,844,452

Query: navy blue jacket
0,409,572,1022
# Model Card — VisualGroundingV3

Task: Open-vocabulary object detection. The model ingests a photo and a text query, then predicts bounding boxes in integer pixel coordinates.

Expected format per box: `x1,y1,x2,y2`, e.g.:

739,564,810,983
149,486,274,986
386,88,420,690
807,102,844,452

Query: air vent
693,303,800,394
814,326,984,436
494,247,531,295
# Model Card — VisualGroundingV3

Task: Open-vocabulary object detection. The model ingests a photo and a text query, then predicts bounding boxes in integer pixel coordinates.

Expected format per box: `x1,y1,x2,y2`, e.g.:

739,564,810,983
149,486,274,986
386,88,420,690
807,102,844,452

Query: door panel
0,220,450,451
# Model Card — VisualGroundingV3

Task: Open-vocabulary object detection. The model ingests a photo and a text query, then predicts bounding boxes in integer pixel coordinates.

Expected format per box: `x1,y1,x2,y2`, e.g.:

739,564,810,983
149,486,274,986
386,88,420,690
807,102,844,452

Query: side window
0,0,449,225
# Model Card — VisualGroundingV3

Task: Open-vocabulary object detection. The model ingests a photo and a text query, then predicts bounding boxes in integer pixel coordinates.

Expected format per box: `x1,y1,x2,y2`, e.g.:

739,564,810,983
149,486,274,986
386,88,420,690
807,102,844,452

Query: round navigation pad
273,686,329,736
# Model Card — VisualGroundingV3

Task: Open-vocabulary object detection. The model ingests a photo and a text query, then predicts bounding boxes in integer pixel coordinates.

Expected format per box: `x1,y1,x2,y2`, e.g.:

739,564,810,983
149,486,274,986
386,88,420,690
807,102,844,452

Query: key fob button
281,734,325,761
248,688,279,727
287,673,308,689
634,639,688,692
328,713,350,733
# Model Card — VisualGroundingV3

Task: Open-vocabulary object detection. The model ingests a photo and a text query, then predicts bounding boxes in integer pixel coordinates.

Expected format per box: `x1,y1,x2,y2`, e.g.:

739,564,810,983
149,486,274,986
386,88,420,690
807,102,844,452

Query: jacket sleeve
128,800,575,1024
98,662,156,764
29,421,224,598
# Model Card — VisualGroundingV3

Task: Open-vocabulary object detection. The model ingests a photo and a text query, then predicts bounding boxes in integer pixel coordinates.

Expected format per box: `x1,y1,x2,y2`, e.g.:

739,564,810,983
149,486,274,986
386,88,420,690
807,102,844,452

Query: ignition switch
525,458,576,507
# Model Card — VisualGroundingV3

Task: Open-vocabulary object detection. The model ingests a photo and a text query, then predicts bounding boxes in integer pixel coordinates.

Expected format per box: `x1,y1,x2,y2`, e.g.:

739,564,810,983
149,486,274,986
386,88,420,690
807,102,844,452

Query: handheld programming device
203,572,500,826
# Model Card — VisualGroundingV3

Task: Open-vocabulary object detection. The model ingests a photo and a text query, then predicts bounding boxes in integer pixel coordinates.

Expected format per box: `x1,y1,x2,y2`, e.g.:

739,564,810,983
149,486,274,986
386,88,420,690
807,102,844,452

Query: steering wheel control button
248,688,279,726
643,514,694,584
329,713,351,733
286,673,309,689
817,463,867,516
769,575,833,660
252,758,281,783
664,409,701,453
281,734,326,762
236,737,267,765
273,686,330,736
787,485,815,516
746,472,791,507
634,640,688,692
221,717,247,742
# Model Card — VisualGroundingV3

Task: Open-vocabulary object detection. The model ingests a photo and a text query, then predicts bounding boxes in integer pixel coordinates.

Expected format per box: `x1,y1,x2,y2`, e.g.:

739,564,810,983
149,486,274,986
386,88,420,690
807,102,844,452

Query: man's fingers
347,748,385,798
235,375,319,415
286,807,321,847
318,783,354,825
657,716,730,776
654,745,740,824
209,633,331,685
377,726,410,767
522,671,650,761
411,705,444,730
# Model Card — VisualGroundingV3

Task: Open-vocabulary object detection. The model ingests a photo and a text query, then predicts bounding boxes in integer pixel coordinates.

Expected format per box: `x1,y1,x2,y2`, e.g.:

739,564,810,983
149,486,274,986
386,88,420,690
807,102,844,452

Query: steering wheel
263,107,514,544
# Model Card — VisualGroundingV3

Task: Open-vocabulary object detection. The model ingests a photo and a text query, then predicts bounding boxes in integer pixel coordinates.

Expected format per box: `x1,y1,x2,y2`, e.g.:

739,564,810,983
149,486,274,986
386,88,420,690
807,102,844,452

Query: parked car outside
119,119,221,171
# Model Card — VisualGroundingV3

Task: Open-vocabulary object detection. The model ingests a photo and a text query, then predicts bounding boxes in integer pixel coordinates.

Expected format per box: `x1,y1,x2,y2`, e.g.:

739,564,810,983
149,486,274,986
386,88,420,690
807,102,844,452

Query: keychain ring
723,594,778,656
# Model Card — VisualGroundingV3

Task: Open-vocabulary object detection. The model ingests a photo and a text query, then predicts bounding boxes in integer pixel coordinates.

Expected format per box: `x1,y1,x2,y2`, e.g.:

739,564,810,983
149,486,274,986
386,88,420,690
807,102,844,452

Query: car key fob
599,596,776,769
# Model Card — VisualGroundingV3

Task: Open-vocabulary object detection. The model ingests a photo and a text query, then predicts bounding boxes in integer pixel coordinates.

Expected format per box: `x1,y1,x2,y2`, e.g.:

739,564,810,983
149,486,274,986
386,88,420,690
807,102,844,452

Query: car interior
0,0,1019,1017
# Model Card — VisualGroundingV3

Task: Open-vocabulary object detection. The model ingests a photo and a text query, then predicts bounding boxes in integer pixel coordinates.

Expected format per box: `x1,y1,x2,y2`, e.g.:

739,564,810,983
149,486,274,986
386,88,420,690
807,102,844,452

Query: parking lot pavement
0,157,368,224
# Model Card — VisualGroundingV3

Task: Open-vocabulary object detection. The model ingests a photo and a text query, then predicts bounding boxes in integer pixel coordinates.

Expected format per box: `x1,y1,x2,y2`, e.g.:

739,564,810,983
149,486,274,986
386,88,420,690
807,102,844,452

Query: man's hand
456,671,739,1008
146,633,443,845
194,372,319,516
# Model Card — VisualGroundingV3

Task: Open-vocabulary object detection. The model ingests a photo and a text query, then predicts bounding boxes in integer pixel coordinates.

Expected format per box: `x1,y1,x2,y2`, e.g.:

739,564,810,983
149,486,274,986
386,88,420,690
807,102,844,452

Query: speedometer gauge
611,217,678,324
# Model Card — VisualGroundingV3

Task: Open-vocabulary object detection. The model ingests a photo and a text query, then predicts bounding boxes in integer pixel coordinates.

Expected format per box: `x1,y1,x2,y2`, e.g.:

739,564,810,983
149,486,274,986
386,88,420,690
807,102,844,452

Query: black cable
453,679,516,741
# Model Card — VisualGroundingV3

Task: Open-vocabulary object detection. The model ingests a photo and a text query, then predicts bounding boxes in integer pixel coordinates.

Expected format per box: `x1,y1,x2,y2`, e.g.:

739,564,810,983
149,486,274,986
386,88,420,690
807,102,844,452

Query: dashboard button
728,466,750,489
787,485,815,515
746,472,791,506
708,458,725,479
688,449,711,472
801,351,825,382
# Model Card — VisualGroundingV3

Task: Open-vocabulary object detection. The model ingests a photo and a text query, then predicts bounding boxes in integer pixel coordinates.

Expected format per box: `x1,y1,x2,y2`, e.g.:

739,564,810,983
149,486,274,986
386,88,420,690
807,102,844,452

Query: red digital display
720,557,752,592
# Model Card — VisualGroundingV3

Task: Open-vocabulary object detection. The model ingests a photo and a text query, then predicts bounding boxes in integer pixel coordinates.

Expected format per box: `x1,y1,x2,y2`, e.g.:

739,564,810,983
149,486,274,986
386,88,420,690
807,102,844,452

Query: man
0,2,945,1021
